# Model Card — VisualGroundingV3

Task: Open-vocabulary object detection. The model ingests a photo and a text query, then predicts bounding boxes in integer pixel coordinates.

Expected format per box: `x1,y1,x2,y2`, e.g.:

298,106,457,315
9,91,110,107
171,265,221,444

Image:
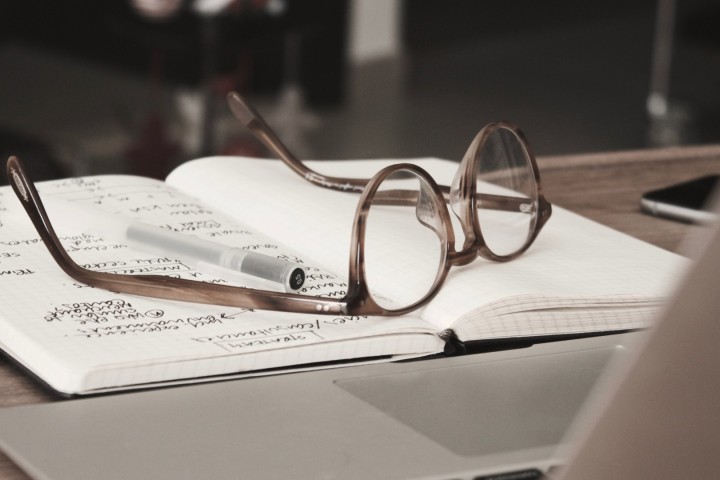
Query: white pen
46,199,305,292
125,222,305,292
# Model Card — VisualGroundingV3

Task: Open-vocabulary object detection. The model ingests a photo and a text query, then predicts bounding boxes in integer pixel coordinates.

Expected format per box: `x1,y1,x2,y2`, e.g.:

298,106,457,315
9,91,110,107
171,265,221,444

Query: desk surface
1,145,719,478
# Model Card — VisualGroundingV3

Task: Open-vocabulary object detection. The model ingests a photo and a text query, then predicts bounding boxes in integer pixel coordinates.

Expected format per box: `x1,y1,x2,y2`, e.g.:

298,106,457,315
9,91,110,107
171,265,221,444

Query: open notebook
0,156,684,395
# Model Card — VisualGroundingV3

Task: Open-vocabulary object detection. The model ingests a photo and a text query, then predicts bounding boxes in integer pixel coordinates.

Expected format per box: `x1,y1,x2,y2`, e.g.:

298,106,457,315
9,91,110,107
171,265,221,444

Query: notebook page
0,176,441,394
423,208,687,338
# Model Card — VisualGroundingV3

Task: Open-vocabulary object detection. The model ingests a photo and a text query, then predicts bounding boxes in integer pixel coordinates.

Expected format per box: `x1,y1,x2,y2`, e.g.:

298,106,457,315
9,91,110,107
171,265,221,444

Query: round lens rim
347,163,454,315
467,122,545,262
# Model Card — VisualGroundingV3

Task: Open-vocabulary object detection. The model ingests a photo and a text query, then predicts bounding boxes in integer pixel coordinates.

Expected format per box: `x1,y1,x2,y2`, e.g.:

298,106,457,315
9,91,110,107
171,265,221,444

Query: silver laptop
0,213,718,479
555,200,720,479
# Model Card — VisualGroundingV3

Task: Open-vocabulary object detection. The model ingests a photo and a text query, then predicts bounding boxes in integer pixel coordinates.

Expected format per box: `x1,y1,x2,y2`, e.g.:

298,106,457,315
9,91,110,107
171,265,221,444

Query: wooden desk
1,145,719,478
538,145,720,253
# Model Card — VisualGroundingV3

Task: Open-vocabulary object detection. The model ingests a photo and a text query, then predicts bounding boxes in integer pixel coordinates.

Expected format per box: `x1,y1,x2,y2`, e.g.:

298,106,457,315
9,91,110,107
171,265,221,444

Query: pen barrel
222,249,305,291
126,223,304,291
127,223,225,265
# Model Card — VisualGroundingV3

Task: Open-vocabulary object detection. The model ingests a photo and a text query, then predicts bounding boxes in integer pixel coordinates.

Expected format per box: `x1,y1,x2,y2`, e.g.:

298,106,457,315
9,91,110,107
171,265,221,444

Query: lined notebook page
168,156,687,339
424,207,686,339
0,176,441,394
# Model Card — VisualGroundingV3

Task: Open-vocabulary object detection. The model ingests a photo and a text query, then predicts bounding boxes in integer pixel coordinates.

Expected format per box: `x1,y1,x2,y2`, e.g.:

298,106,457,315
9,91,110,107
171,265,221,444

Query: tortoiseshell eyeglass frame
5,93,551,317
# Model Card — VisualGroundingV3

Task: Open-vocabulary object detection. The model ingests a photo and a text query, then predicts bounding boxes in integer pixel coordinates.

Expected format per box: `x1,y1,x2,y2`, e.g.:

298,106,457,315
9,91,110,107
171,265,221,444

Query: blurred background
0,0,719,182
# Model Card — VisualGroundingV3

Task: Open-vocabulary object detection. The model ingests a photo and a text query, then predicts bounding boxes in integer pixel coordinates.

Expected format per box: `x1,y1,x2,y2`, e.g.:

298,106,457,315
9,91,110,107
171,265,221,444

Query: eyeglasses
7,92,551,316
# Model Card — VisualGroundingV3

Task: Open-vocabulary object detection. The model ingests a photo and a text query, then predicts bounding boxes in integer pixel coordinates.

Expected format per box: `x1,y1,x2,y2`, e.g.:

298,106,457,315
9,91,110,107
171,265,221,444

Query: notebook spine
439,329,467,356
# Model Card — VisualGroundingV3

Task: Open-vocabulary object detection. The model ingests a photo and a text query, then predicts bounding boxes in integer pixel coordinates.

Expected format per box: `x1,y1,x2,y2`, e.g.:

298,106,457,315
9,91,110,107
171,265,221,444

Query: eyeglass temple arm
373,186,533,213
227,91,367,193
228,92,528,213
477,192,535,213
5,156,347,315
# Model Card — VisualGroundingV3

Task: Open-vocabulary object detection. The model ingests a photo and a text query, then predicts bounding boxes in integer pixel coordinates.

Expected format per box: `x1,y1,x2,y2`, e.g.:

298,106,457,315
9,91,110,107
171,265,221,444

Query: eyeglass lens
364,170,445,310
474,127,538,257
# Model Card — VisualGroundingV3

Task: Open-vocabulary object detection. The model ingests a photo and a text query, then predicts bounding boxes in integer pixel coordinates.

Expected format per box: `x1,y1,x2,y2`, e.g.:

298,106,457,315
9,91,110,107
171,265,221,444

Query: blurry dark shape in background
0,0,347,106
0,0,719,184
0,0,347,182
0,129,65,182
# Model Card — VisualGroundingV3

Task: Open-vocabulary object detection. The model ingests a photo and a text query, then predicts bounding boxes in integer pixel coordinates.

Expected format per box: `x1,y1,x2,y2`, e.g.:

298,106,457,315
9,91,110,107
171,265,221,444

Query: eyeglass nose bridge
414,180,446,238
447,248,479,267
449,160,483,253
